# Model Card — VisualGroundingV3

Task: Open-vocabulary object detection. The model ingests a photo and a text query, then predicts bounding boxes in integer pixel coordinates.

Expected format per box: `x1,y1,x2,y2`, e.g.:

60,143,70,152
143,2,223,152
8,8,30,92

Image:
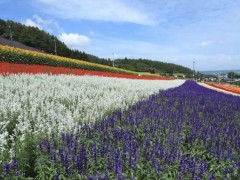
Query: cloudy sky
1,0,240,71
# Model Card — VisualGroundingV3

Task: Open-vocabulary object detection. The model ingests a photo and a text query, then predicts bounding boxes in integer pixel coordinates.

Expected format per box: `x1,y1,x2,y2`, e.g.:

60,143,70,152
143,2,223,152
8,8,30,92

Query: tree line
228,72,240,79
114,58,192,76
0,18,193,76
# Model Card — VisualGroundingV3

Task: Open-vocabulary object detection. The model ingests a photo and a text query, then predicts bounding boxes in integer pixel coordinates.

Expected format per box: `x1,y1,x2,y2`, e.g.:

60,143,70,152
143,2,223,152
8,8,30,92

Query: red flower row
205,83,240,95
0,62,174,80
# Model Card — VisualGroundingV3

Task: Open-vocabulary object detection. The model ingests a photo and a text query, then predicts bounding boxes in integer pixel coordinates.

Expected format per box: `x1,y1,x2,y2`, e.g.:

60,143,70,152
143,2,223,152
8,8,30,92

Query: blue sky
1,0,240,71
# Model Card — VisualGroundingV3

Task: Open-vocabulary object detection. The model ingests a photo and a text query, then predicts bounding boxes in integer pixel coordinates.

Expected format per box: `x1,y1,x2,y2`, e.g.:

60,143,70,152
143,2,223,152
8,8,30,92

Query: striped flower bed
0,45,151,76
0,62,173,80
1,80,239,179
0,73,184,178
1,55,239,179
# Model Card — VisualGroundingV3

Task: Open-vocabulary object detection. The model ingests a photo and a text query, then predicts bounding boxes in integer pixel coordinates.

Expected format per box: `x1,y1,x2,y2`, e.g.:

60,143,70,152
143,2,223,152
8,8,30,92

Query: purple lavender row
37,81,240,179
2,80,239,179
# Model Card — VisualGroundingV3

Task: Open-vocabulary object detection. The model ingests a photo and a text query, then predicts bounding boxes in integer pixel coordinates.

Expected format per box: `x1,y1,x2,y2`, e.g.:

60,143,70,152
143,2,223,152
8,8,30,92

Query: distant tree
228,72,235,79
166,67,174,75
229,72,240,79
148,68,155,74
0,19,6,35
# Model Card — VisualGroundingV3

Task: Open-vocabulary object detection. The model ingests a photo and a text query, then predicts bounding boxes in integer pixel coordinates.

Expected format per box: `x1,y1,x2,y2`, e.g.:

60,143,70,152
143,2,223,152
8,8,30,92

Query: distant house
221,77,240,84
174,73,186,79
204,75,217,82
217,73,228,81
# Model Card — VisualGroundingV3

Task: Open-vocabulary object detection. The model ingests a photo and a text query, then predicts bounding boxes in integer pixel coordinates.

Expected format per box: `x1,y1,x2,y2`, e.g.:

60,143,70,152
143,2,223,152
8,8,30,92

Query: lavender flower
104,170,109,180
3,162,11,175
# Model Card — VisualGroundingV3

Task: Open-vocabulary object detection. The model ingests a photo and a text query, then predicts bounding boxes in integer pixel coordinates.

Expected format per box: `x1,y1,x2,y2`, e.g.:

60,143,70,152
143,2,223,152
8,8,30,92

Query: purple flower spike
4,162,11,175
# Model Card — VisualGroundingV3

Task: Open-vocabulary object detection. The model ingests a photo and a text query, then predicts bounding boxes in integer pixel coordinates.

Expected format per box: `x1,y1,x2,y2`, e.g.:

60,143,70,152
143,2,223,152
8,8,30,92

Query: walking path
198,82,240,97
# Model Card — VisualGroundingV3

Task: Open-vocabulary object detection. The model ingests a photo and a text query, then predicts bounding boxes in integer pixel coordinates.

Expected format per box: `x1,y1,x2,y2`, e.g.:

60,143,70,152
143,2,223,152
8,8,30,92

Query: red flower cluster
0,62,174,80
205,83,240,95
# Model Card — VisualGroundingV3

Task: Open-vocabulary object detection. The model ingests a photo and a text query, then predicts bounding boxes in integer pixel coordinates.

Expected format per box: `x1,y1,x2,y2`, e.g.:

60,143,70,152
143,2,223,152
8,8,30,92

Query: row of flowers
0,62,173,80
0,73,184,175
1,80,239,179
0,45,148,75
205,82,240,95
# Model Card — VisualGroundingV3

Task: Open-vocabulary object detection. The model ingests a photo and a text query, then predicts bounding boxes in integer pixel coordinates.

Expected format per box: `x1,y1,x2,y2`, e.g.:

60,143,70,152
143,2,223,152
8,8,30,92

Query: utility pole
54,39,57,55
193,61,195,80
9,25,13,41
112,53,115,67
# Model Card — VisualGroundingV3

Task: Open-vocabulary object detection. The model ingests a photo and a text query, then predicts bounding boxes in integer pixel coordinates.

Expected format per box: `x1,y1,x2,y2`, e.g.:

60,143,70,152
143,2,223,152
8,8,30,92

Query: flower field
0,73,184,178
1,38,239,179
204,82,240,95
0,45,154,76
0,74,239,179
0,62,173,80
34,81,239,179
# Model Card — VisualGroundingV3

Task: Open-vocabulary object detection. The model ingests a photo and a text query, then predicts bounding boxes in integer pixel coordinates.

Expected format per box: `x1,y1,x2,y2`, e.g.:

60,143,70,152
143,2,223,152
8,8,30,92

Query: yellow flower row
0,45,138,75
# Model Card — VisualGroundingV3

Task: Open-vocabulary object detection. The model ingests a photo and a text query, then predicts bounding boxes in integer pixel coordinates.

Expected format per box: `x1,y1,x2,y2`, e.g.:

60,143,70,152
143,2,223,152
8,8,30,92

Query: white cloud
24,19,41,29
35,0,155,25
58,33,91,49
23,15,62,33
29,0,240,70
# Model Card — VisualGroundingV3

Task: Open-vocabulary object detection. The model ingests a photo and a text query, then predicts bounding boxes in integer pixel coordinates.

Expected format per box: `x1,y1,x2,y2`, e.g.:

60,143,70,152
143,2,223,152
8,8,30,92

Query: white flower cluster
0,121,8,155
0,74,185,153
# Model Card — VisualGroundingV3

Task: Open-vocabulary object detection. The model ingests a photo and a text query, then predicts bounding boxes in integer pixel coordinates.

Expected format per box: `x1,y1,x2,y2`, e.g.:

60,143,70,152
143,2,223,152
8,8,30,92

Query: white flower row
0,74,185,154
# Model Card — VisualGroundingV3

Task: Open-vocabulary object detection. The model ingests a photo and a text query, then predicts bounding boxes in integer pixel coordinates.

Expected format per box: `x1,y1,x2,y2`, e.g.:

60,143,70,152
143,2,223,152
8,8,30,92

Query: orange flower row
205,83,240,95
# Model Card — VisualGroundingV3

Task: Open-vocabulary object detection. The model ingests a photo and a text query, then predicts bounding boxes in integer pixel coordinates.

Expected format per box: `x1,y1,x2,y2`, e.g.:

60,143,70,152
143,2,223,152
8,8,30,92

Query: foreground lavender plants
0,74,184,177
2,81,240,179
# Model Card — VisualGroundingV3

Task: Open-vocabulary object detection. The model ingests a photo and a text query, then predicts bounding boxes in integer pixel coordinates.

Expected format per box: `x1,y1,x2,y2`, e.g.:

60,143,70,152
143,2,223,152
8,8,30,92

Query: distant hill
114,58,193,76
0,18,193,76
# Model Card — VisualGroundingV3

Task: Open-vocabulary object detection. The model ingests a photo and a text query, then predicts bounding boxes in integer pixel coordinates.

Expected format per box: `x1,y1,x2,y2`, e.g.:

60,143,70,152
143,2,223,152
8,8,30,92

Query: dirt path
198,82,240,97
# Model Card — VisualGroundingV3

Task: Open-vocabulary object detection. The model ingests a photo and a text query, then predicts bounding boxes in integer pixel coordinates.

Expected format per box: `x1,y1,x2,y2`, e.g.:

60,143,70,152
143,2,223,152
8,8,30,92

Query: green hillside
114,58,193,76
0,18,192,76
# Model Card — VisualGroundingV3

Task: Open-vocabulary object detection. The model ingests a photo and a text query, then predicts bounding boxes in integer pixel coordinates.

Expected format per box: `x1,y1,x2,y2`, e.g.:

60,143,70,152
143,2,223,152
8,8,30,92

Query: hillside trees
0,18,193,75
0,19,86,60
115,58,192,75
